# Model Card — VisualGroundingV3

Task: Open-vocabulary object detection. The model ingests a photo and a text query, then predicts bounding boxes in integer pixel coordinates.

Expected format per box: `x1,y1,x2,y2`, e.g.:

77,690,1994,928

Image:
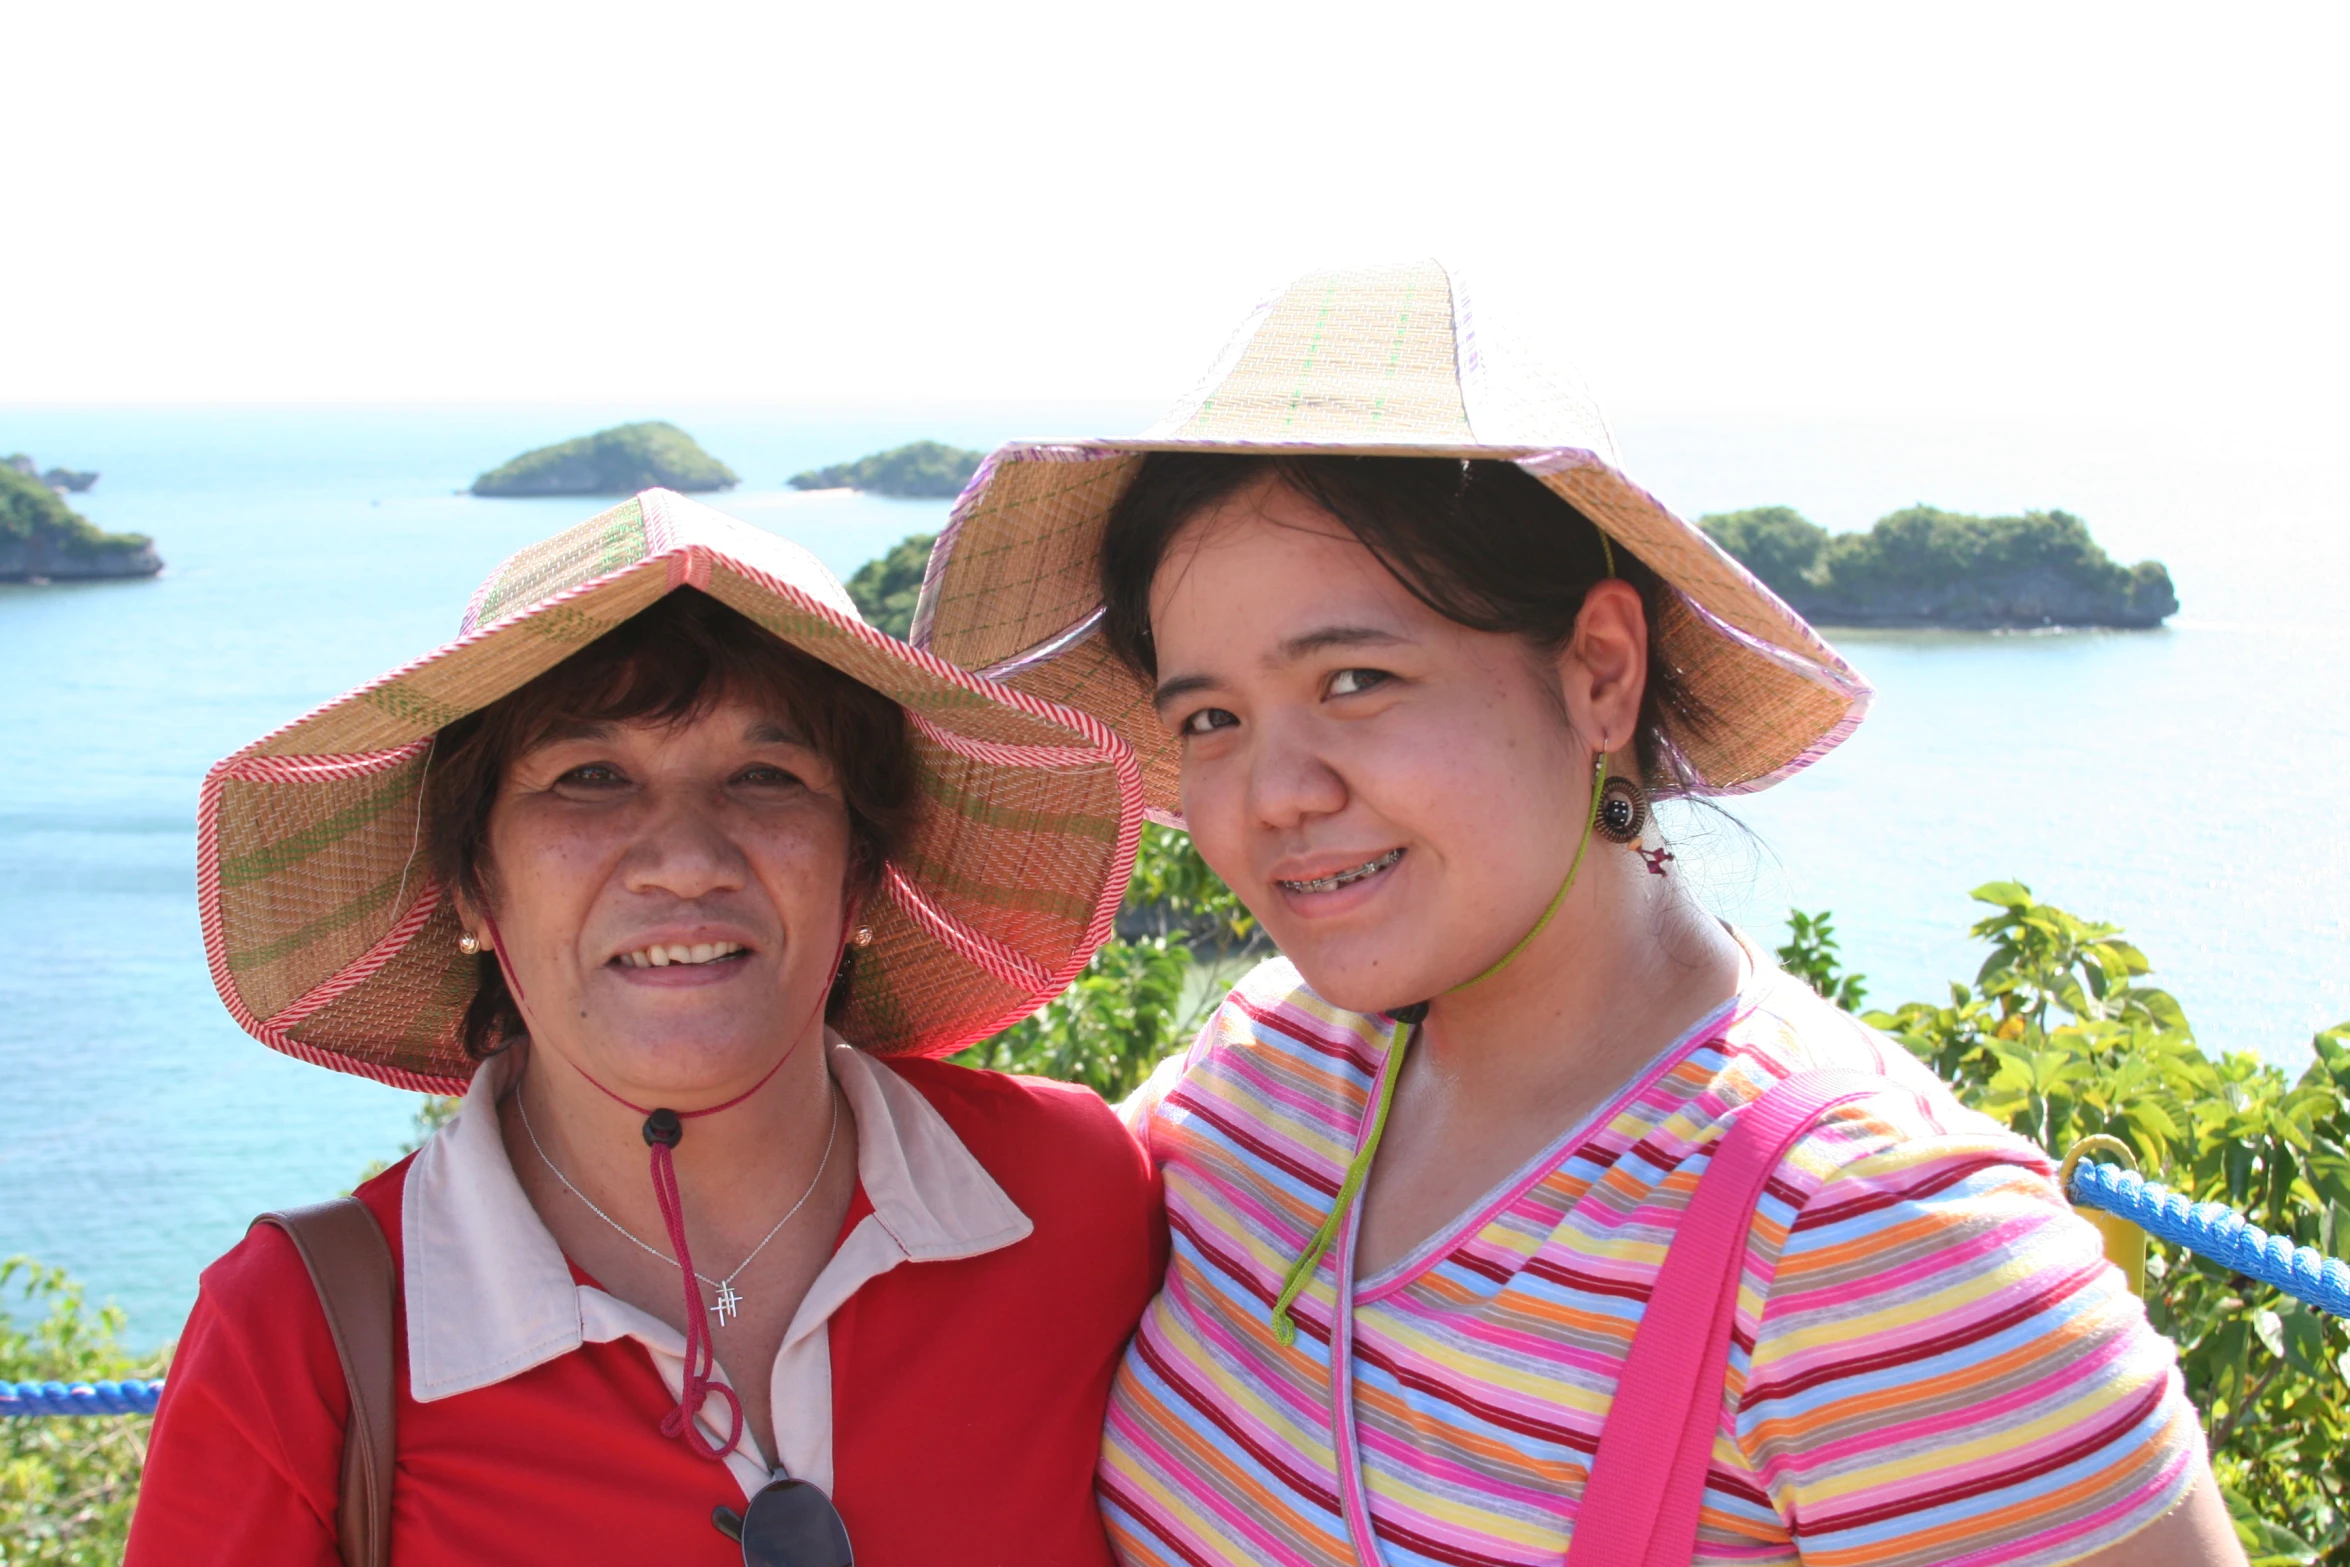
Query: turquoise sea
4,404,2346,1347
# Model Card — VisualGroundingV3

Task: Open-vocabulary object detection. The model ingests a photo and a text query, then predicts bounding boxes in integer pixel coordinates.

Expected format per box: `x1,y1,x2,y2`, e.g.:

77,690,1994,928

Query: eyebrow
530,718,616,747
1151,625,1409,714
1275,625,1407,662
524,715,811,749
1151,673,1217,714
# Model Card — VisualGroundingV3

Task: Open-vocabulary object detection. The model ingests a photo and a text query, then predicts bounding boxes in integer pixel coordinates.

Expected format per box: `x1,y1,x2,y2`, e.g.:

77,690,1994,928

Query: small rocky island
471,421,738,497
1700,504,2177,629
789,441,984,499
7,454,98,492
0,460,159,582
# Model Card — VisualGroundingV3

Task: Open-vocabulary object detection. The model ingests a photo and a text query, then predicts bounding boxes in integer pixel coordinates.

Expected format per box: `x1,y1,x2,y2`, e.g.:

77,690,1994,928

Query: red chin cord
481,909,857,1463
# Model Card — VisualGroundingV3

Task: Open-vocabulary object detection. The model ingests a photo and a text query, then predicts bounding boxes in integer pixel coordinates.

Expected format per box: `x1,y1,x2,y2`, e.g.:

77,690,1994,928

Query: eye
734,763,807,789
1180,706,1238,737
555,762,629,790
1327,668,1391,698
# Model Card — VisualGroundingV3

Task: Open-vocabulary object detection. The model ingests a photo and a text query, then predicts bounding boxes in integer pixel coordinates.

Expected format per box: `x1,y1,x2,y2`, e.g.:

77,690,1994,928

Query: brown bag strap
255,1198,396,1567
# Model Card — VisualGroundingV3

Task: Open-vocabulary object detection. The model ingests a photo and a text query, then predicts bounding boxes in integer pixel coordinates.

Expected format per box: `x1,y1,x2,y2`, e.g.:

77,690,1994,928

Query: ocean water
2,403,2344,1348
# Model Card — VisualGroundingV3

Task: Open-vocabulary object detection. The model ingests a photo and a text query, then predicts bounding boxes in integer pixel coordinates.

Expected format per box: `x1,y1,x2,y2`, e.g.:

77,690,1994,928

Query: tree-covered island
0,461,158,581
789,441,984,499
6,454,98,492
471,421,738,497
1700,503,2178,629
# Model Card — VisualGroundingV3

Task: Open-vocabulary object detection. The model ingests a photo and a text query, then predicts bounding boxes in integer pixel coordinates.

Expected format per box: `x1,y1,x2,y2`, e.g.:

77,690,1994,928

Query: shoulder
879,1055,1155,1215
1707,974,2092,1316
1138,956,1393,1115
144,1161,420,1505
1114,958,1400,1178
198,1156,414,1323
1719,966,2035,1183
1210,956,1394,1070
1725,981,2200,1561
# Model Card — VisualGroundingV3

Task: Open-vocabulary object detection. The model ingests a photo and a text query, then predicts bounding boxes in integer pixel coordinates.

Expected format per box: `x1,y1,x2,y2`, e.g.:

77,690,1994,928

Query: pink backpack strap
1565,1067,1885,1567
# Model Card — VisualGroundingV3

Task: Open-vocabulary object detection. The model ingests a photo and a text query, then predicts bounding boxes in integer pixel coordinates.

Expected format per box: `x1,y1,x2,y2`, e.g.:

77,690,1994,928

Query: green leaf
2278,1304,2329,1380
2255,1307,2287,1362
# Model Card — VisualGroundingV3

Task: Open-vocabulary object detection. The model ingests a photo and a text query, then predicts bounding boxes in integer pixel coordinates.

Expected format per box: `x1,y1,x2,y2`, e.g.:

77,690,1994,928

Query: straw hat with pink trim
199,489,1143,1094
910,261,1872,827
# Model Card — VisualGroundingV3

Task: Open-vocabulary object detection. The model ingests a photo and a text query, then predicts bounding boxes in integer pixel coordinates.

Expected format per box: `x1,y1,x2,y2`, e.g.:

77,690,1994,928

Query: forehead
522,692,811,751
1149,477,1436,640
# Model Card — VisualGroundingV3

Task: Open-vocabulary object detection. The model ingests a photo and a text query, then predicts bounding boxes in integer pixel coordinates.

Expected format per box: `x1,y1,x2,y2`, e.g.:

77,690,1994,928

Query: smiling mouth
1278,849,1403,895
614,941,749,969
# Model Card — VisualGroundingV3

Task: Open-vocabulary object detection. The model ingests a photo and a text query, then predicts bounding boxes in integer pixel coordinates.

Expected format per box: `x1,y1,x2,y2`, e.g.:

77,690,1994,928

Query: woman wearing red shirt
128,494,1162,1565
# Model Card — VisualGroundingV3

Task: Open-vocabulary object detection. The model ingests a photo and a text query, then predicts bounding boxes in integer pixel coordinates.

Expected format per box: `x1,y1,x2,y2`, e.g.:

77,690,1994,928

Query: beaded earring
1595,770,1674,876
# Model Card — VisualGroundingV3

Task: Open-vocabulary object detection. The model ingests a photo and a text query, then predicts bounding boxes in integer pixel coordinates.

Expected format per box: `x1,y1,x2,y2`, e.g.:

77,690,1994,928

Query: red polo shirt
126,1047,1165,1565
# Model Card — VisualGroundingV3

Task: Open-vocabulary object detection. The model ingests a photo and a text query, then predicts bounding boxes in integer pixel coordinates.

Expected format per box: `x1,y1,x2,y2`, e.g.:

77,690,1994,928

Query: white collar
401,1037,1031,1490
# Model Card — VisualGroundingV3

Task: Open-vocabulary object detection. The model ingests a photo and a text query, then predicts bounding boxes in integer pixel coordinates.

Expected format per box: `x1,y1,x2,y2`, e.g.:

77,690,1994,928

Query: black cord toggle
642,1108,683,1148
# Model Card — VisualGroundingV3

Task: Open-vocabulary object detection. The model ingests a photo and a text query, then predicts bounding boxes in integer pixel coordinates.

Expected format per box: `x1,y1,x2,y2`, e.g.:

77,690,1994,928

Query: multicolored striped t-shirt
1098,955,2202,1567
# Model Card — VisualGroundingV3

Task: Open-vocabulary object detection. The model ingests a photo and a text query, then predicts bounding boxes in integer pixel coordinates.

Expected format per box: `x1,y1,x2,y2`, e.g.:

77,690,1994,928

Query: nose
1244,712,1348,830
620,782,750,901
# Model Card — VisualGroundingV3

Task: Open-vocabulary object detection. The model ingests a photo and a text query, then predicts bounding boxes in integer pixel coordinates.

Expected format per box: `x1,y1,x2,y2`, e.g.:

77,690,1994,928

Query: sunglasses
712,1478,854,1567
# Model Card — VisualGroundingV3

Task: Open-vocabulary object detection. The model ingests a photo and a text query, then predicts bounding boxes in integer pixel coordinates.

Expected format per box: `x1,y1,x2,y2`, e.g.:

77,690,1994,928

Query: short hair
1097,454,1711,789
423,589,916,1060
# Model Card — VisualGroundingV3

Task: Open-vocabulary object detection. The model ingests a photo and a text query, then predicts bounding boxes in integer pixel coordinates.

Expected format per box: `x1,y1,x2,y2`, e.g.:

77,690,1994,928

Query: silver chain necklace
518,1080,841,1327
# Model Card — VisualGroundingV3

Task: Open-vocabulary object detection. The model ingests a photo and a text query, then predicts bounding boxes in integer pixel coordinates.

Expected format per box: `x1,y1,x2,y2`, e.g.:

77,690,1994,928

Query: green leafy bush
0,1261,163,1566
844,531,936,638
1850,883,2350,1566
951,826,1257,1098
1775,909,1867,1011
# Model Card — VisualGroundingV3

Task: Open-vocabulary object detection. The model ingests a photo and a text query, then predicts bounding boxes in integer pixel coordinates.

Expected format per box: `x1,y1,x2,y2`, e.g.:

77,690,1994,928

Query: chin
586,1031,785,1095
1273,934,1443,1019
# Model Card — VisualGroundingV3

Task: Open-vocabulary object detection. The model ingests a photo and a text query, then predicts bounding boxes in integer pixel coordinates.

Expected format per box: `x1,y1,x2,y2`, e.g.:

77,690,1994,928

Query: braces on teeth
1281,849,1403,894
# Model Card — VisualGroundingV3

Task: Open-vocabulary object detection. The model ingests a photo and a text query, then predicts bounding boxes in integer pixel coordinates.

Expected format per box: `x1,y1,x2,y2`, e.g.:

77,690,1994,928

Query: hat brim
200,491,1142,1093
911,440,1871,828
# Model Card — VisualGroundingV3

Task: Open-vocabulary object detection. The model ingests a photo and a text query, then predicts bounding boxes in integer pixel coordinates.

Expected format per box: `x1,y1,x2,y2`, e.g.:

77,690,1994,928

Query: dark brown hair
423,588,917,1060
1099,454,1712,786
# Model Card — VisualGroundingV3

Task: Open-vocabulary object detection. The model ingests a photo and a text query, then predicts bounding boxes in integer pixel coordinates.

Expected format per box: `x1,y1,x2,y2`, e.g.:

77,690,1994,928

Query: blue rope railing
2069,1158,2350,1319
6,1161,2342,1418
0,1378,162,1417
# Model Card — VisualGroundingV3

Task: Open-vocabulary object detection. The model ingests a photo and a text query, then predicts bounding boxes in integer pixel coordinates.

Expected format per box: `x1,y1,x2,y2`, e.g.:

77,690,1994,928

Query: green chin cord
1268,750,1613,1347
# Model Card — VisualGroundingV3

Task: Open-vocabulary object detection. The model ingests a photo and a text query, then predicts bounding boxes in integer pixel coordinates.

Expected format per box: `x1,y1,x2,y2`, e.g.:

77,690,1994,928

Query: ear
1554,579,1649,762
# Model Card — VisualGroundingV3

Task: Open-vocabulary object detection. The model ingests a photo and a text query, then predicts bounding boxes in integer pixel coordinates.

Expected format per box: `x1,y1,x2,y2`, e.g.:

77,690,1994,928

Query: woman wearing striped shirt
911,265,2244,1567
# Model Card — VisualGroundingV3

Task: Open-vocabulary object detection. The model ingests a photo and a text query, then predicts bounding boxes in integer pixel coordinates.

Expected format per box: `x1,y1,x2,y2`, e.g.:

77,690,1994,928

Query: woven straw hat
199,489,1143,1094
910,261,1871,826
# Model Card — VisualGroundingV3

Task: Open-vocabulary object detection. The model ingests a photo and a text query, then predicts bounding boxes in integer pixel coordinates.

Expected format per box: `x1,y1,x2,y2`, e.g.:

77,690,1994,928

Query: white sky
7,0,2345,426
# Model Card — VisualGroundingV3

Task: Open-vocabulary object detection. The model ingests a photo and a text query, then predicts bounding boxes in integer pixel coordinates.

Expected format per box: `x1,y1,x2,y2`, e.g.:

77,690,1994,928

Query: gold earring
457,931,482,956
852,925,874,949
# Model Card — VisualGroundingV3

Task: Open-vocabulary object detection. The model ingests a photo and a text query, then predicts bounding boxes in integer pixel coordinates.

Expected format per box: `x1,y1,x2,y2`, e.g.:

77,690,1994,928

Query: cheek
754,813,857,907
1177,768,1250,887
1349,689,1572,849
479,815,605,933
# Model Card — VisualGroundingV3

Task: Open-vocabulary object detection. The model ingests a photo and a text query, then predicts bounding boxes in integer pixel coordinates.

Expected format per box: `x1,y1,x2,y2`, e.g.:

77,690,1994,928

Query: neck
508,1025,844,1253
1416,844,1742,1103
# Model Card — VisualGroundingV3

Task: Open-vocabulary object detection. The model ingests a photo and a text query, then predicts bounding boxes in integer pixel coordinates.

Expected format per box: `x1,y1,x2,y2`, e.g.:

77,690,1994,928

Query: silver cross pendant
710,1281,742,1326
